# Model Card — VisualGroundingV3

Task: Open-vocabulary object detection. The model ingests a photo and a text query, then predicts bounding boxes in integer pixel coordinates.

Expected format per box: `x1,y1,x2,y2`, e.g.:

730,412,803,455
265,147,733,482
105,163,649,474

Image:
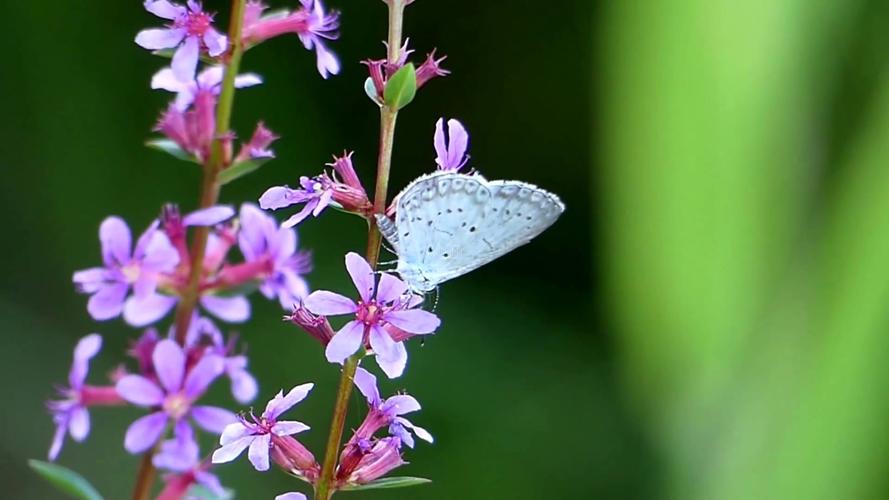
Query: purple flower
259,176,334,228
152,65,263,111
345,436,405,484
155,424,226,499
353,367,432,448
243,0,340,79
136,0,228,82
364,39,449,100
120,207,249,327
73,217,179,325
238,204,312,309
185,315,259,404
235,122,279,162
212,384,313,471
155,90,217,161
276,494,307,500
48,334,124,460
434,118,470,171
304,253,441,378
297,0,341,78
116,339,236,455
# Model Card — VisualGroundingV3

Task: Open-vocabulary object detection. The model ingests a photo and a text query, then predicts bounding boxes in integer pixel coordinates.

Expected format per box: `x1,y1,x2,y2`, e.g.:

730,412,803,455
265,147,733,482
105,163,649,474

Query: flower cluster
73,204,310,327
364,39,450,105
43,0,480,498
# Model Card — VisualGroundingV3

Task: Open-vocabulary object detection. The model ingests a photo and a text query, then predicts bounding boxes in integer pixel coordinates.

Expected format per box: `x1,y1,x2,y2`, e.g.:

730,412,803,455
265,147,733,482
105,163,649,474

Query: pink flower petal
325,320,365,364
135,28,186,50
304,290,357,316
345,252,375,302
124,411,169,453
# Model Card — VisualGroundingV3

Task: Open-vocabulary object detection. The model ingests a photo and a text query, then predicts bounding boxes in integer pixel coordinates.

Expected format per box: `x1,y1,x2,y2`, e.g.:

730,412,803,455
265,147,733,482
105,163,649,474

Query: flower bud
345,437,405,485
288,304,335,345
271,435,320,482
236,121,279,162
415,49,450,88
327,151,365,193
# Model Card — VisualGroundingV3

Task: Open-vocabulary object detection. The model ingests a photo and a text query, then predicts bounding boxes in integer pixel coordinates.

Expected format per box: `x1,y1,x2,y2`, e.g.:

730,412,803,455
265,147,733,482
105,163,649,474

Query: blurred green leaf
217,158,271,186
341,477,431,491
383,63,417,110
28,460,103,500
145,138,199,164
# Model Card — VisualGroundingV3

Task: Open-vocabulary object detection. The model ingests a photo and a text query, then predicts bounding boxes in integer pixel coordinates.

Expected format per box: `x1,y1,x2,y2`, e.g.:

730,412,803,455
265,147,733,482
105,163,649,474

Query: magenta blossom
236,122,280,162
304,253,441,378
155,90,217,161
116,339,236,455
243,0,341,79
434,118,470,171
152,65,263,111
155,425,226,499
238,204,312,309
136,0,228,82
344,436,405,484
47,334,124,460
212,384,313,471
364,39,449,102
73,217,179,325
184,315,259,404
353,367,433,448
259,176,334,228
121,207,250,327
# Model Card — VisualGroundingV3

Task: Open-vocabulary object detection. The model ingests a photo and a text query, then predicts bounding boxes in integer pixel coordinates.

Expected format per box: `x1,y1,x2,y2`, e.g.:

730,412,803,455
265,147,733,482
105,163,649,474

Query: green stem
172,0,247,345
314,355,361,500
132,2,247,499
314,3,407,498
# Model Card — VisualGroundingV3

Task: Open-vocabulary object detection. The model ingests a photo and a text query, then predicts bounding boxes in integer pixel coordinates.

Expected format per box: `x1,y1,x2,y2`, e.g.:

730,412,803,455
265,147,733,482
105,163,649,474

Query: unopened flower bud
326,151,365,193
236,121,279,162
271,435,320,482
289,304,335,345
415,49,450,88
346,437,405,484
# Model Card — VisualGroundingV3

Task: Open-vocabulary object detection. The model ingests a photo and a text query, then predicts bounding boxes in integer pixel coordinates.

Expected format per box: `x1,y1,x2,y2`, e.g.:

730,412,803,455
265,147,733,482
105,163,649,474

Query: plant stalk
132,2,247,499
173,0,247,345
314,2,407,498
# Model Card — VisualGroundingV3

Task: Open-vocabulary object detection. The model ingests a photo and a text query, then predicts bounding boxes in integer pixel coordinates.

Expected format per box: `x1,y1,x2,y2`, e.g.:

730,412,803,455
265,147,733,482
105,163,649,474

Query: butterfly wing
389,172,564,291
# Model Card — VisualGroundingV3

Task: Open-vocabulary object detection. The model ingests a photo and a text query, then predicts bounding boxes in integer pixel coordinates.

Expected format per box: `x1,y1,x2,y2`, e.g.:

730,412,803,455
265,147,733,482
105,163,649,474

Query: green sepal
28,460,104,500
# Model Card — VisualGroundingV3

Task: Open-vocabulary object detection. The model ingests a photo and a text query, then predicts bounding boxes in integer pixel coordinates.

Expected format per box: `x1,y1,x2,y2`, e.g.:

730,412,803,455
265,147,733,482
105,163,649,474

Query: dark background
5,0,889,499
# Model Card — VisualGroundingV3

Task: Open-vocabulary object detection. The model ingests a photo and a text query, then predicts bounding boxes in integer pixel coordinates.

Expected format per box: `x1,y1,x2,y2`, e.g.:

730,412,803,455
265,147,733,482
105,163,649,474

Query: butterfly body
376,171,564,293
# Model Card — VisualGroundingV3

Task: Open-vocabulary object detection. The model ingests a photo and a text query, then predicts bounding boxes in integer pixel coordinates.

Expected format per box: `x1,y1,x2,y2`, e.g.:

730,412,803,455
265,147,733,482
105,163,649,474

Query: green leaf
341,476,432,491
383,63,417,110
145,138,199,164
29,460,104,500
185,483,234,499
217,157,271,186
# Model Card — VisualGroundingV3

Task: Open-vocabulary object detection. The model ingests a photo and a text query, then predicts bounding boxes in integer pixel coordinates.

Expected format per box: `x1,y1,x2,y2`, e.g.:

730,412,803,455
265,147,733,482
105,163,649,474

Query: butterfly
375,171,565,293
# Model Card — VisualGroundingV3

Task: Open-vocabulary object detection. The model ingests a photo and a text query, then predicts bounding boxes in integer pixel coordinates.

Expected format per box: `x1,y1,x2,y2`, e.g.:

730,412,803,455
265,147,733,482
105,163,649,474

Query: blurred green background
3,0,889,498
